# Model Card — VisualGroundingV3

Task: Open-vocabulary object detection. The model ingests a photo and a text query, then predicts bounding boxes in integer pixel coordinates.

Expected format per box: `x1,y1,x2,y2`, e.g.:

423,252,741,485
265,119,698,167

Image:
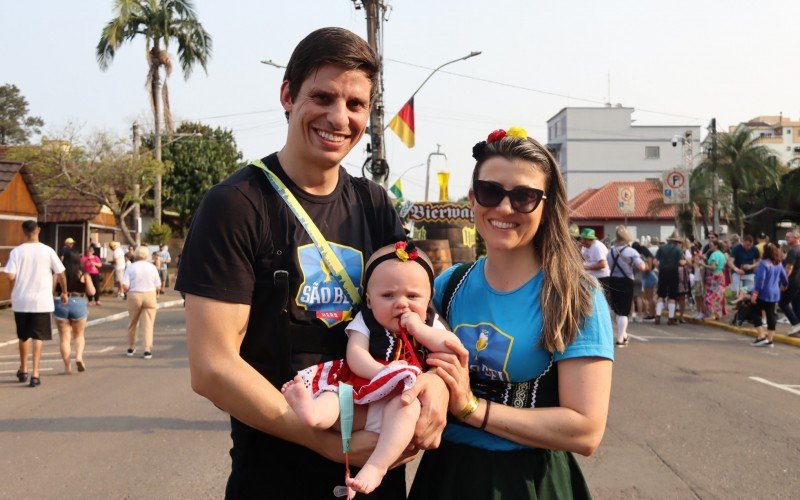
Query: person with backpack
607,226,646,347
176,28,447,498
408,127,614,499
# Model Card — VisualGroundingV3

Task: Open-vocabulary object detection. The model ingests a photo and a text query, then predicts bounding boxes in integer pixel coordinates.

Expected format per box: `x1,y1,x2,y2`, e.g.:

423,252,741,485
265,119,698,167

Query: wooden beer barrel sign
414,240,452,276
407,202,476,266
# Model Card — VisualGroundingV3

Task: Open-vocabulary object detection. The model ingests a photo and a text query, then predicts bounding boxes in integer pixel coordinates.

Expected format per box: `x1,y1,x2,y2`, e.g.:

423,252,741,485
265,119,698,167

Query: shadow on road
0,416,229,433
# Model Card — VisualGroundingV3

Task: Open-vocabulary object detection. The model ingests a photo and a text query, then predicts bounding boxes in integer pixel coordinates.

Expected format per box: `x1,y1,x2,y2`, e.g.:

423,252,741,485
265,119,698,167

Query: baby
281,241,460,496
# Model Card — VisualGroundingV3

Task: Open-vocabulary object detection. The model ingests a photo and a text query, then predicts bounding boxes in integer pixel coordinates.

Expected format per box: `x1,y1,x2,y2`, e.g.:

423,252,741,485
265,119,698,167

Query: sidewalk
0,288,185,347
680,305,800,348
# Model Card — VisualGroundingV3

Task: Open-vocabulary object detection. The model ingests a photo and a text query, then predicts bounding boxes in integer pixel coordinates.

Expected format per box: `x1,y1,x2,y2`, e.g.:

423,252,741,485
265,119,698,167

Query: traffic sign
663,169,690,204
617,185,635,214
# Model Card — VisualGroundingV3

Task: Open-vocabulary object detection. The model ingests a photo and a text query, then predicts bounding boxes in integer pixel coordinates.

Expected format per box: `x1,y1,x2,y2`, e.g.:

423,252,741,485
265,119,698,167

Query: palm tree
96,0,212,224
699,127,781,234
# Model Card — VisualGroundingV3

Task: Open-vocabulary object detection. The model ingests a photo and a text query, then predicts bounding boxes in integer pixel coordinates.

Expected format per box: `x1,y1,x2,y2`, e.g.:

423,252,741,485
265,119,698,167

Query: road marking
627,334,649,342
0,300,184,349
0,367,53,375
0,345,115,362
749,376,800,396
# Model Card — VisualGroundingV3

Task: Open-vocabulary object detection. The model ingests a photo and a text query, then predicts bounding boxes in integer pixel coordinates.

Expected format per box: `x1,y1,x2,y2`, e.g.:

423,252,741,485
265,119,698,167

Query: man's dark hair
283,27,379,118
21,220,38,235
743,234,754,243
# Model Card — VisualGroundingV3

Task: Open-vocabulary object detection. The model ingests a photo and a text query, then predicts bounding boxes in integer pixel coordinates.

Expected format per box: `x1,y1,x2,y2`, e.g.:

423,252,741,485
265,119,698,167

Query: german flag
388,97,415,148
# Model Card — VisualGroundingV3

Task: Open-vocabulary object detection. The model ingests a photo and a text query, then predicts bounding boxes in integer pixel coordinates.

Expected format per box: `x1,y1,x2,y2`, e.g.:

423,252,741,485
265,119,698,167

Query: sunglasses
473,180,546,214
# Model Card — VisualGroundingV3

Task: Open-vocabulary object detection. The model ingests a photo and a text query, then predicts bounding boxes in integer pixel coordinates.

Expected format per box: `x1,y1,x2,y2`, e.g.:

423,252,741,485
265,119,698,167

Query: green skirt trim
408,440,591,500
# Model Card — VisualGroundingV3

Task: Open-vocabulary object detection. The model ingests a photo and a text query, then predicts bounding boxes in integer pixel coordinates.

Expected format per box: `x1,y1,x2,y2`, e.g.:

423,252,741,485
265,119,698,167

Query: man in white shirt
4,220,67,387
580,228,611,296
109,241,127,298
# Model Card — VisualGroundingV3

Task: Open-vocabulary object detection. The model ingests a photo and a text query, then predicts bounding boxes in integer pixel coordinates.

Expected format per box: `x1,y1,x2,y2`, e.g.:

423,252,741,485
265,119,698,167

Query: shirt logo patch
295,243,364,328
455,322,513,382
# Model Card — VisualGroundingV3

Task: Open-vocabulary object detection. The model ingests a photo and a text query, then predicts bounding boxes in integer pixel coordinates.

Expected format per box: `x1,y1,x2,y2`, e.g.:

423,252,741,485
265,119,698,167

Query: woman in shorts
54,253,95,373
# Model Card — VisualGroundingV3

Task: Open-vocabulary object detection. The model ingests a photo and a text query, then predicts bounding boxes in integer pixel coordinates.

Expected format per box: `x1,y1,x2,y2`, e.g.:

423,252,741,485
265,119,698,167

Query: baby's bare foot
346,464,387,495
282,375,322,427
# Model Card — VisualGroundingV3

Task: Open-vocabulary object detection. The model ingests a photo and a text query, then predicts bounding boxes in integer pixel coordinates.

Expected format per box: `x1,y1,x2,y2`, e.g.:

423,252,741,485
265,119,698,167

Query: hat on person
579,228,597,240
757,232,768,240
65,237,75,244
614,225,634,244
649,236,660,246
667,229,684,242
109,241,119,249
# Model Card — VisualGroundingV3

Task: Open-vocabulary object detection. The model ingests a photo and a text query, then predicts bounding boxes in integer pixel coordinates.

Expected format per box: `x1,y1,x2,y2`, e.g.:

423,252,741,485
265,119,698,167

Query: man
779,229,800,336
108,241,127,298
158,244,171,293
654,230,687,325
728,234,760,296
580,228,610,293
756,231,769,257
4,220,67,387
176,28,448,498
58,237,75,262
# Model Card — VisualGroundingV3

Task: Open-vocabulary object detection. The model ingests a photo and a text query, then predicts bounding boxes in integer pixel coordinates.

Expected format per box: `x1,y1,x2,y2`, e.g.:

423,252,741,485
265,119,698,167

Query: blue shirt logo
455,322,514,382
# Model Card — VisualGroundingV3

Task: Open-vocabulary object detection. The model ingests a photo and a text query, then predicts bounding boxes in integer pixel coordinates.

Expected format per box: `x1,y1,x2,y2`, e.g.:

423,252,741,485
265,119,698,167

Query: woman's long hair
473,135,596,352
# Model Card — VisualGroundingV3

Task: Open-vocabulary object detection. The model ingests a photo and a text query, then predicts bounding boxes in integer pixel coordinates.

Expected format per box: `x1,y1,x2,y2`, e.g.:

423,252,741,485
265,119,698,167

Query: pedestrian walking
580,228,610,296
631,240,655,322
122,246,161,359
750,243,789,347
158,244,171,293
703,240,728,320
778,229,800,336
54,252,95,373
3,220,68,387
108,241,126,298
81,246,103,306
607,226,646,346
176,28,443,498
654,230,687,325
58,237,76,262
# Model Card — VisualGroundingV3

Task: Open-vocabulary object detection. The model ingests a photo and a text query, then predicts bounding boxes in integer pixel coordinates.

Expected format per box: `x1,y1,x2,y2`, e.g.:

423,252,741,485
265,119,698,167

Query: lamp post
425,145,447,202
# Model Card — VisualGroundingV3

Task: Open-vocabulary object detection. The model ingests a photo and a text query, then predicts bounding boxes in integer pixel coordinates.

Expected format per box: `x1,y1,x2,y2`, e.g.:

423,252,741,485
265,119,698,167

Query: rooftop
568,180,676,221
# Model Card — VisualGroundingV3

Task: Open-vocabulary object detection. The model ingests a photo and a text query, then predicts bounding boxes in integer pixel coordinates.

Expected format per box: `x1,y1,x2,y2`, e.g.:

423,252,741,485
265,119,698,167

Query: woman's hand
425,338,472,415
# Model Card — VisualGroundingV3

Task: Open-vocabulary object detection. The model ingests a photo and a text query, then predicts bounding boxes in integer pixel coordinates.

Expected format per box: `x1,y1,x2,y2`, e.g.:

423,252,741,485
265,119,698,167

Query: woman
122,246,161,360
750,243,789,347
631,240,653,323
703,240,728,320
409,127,614,499
81,246,103,306
690,242,707,319
607,226,646,346
54,253,95,373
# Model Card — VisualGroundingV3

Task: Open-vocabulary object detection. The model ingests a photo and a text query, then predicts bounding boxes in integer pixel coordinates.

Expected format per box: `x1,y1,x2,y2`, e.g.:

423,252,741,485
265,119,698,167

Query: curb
683,316,800,348
0,299,185,348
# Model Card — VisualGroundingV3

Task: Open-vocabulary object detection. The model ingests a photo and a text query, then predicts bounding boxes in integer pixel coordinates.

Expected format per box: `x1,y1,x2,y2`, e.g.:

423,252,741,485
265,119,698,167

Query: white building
546,106,702,200
730,115,800,167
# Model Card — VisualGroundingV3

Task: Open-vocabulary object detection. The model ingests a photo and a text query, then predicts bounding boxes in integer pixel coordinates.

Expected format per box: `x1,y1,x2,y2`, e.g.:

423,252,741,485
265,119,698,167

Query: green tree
0,84,44,145
157,122,243,233
96,0,212,223
10,127,162,246
699,127,782,234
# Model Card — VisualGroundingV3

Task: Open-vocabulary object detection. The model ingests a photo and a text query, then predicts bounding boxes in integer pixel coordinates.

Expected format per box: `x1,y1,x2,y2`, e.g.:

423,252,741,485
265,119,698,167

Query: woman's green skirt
408,440,591,500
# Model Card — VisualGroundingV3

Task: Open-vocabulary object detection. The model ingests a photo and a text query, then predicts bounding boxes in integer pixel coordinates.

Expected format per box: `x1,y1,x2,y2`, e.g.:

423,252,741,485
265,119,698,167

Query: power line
386,58,706,122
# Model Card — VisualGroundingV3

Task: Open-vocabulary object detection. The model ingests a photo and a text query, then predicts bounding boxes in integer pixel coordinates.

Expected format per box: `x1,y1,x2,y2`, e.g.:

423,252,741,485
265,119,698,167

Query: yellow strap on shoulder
251,159,361,307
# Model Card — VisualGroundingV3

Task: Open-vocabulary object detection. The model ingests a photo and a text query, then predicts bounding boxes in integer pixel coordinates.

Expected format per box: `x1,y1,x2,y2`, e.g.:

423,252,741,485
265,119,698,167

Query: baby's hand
400,311,424,335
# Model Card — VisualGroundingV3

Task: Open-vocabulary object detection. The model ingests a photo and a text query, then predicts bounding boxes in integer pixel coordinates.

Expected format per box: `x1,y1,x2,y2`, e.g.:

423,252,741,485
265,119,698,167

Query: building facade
547,106,702,199
730,115,800,167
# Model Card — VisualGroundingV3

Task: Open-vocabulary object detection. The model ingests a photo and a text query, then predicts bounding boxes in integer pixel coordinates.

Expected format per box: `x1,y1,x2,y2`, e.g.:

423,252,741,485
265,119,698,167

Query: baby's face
366,259,431,332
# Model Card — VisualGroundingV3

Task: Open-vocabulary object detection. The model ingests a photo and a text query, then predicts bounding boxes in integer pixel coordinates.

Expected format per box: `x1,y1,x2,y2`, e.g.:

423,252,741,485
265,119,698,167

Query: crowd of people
5,226,175,387
578,226,800,348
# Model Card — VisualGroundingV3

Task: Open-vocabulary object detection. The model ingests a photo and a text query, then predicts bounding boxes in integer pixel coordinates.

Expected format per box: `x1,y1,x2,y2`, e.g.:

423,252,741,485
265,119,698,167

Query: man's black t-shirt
785,245,800,287
176,153,406,498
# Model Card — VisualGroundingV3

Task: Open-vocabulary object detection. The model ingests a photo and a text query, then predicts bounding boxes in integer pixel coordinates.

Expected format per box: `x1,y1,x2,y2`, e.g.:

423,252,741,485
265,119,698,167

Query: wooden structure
0,160,44,305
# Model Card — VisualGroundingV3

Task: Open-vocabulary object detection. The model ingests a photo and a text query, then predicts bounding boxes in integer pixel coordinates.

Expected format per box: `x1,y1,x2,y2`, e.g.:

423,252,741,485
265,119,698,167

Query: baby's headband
472,126,529,161
364,240,434,293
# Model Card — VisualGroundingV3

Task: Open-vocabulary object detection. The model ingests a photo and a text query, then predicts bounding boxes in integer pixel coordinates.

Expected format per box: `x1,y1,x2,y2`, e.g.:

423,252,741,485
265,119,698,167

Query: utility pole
708,118,720,234
357,0,389,186
132,122,142,247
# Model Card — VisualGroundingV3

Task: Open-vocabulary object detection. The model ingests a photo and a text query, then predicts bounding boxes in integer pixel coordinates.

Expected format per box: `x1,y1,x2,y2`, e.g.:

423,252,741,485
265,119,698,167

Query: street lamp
425,145,447,202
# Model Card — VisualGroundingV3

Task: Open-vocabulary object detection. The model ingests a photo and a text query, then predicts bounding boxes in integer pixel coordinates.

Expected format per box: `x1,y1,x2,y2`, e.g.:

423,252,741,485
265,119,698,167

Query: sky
3,0,800,202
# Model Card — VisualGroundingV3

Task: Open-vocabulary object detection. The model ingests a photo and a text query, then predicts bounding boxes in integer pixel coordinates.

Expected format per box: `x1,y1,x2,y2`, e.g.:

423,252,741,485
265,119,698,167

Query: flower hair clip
472,126,529,160
394,240,419,261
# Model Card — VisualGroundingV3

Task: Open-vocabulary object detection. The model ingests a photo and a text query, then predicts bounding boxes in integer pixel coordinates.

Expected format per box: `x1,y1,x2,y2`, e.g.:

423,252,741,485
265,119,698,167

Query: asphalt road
1,311,798,498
